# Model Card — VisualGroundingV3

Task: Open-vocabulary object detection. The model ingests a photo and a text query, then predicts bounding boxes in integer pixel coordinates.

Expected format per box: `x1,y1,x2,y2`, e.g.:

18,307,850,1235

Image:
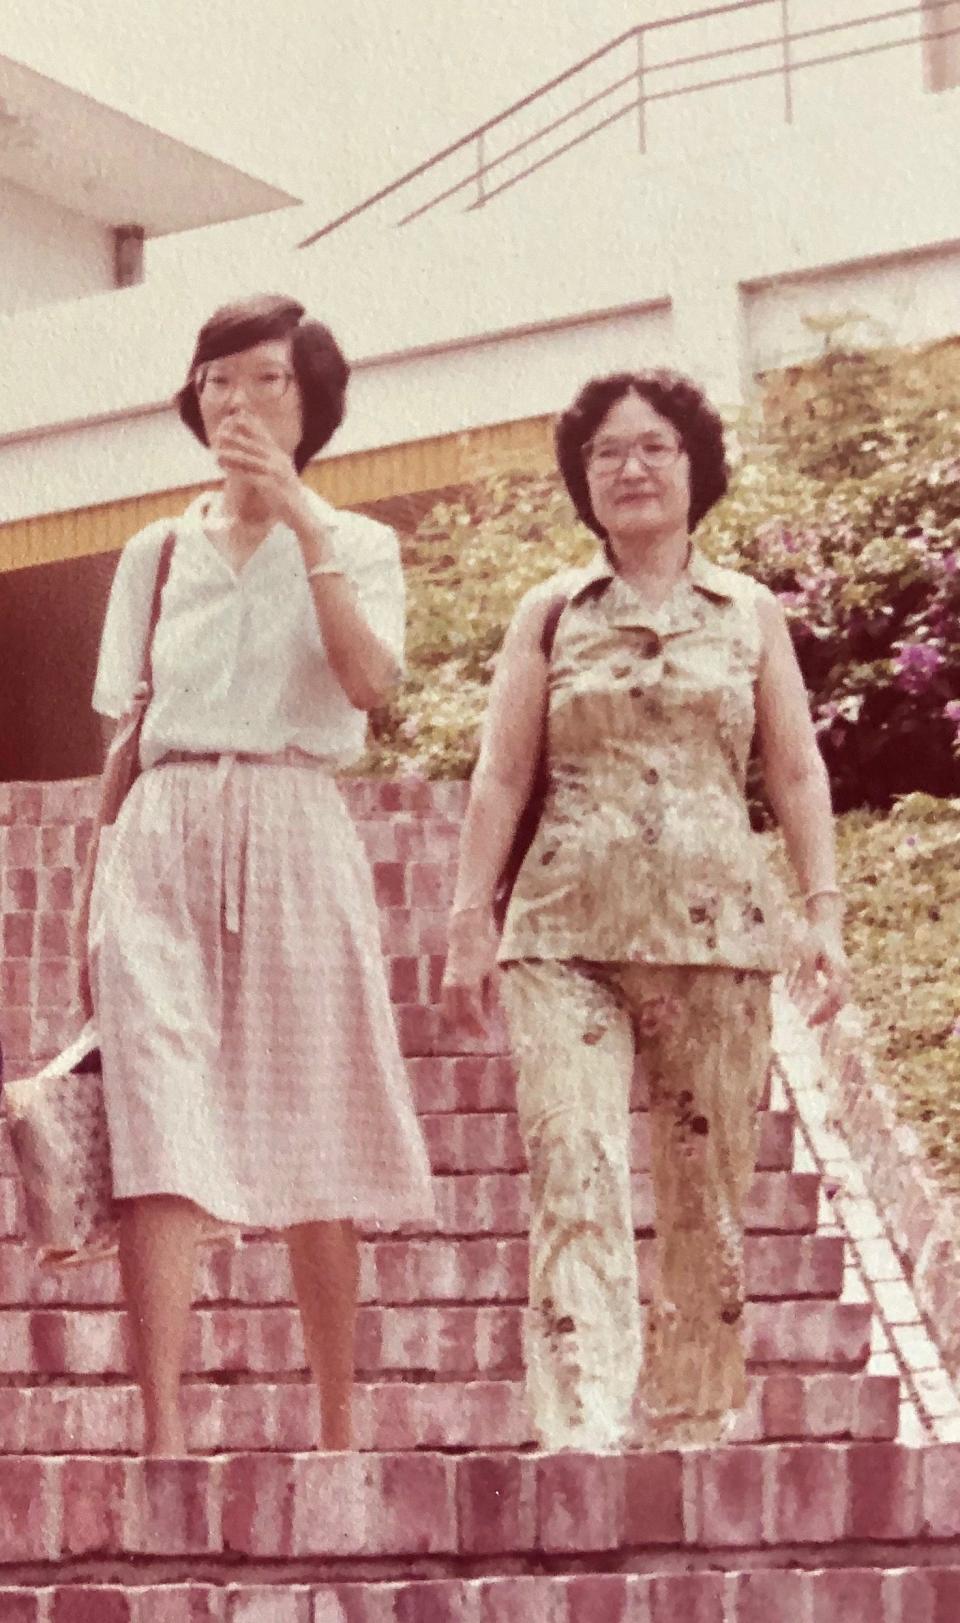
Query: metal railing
298,0,958,248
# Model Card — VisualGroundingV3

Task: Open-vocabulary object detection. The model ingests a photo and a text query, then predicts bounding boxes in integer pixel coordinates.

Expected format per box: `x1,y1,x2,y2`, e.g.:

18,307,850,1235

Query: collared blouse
93,489,405,769
497,546,781,972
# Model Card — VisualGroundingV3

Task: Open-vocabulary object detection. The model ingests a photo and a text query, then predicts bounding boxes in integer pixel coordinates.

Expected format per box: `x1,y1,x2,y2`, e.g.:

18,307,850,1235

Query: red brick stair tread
0,1299,872,1378
0,1232,843,1308
0,1443,958,1566
0,1372,901,1454
5,1569,960,1620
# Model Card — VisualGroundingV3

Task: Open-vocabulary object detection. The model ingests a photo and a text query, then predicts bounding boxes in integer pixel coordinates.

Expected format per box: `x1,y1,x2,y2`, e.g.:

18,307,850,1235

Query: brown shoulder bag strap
139,529,177,690
74,529,178,1017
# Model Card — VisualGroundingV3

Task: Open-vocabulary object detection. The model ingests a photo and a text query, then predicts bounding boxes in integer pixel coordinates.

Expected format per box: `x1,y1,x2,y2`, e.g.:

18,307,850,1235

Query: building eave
0,52,300,235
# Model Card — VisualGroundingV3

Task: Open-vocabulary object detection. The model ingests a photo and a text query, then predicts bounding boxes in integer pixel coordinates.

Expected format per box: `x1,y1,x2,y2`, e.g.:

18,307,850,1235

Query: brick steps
0,1170,819,1243
6,1569,960,1622
0,1107,794,1179
0,1373,901,1455
0,1232,842,1309
1,1443,958,1568
0,778,934,1613
0,1299,873,1380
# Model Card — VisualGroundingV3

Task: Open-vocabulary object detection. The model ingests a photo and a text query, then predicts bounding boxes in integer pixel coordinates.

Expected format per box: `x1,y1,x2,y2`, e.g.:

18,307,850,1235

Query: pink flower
893,643,945,693
797,569,837,597
945,701,960,722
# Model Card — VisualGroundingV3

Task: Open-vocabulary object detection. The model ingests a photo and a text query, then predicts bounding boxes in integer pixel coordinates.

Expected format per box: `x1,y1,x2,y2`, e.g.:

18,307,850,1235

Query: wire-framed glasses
195,363,295,404
585,433,684,475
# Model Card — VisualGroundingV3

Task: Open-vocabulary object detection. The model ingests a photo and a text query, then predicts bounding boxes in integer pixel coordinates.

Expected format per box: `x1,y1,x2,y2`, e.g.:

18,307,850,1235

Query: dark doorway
0,550,119,781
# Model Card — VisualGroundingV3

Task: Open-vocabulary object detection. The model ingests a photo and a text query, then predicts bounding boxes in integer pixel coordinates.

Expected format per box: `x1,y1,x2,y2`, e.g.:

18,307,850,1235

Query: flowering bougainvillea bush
358,336,960,801
701,338,960,811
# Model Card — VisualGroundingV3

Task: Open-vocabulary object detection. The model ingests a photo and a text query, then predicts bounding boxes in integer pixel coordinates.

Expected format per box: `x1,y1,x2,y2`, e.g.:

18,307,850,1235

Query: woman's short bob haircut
555,369,729,538
176,293,350,472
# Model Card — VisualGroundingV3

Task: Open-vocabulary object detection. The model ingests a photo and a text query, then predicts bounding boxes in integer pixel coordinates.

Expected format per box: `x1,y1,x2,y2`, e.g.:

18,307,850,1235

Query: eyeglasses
585,434,684,475
195,364,295,404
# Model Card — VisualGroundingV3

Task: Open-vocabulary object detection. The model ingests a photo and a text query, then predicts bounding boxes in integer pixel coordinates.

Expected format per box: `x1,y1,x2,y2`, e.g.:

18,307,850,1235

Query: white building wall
745,246,960,374
0,179,113,314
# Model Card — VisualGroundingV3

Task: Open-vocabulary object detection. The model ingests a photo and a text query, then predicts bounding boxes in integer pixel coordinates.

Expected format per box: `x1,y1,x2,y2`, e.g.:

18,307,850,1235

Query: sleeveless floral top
498,547,781,972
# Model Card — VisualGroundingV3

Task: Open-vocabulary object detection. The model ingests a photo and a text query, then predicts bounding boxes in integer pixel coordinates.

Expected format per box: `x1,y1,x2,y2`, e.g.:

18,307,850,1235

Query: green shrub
835,795,960,1193
362,464,595,778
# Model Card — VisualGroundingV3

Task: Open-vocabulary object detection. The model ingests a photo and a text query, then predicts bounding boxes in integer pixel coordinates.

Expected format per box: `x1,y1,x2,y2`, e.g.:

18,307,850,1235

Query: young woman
442,370,849,1452
89,293,434,1456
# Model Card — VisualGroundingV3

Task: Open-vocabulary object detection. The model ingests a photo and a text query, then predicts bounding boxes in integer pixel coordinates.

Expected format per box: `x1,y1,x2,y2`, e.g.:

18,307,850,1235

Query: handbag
2,531,176,1269
492,594,567,932
3,1024,116,1267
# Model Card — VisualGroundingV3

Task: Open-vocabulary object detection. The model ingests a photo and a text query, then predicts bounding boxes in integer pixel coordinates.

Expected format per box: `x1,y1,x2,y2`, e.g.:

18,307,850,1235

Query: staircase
2,775,960,1618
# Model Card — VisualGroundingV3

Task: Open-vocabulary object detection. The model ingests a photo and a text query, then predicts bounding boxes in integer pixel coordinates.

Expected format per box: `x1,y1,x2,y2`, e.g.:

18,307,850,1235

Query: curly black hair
175,293,350,472
554,369,729,537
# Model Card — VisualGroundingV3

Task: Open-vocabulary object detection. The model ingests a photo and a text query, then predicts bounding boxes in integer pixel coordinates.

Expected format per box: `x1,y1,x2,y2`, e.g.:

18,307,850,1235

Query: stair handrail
297,0,959,247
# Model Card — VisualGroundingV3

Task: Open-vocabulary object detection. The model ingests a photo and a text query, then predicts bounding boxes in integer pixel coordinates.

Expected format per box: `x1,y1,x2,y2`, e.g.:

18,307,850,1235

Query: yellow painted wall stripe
0,415,555,572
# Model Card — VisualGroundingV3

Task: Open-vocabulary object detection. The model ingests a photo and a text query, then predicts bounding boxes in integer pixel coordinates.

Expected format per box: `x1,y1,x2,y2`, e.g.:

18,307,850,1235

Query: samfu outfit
89,489,434,1231
497,545,781,1451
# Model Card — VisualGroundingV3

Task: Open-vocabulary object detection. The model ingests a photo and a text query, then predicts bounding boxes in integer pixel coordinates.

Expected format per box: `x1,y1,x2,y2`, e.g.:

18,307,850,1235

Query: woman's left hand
786,918,852,1027
213,412,313,532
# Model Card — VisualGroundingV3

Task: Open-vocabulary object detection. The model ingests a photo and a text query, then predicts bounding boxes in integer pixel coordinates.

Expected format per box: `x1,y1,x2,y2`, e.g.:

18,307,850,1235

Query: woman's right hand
441,906,500,1037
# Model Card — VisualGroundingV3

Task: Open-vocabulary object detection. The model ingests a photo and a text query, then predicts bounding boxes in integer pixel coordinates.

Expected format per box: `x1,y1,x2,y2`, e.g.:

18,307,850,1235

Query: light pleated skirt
89,756,436,1230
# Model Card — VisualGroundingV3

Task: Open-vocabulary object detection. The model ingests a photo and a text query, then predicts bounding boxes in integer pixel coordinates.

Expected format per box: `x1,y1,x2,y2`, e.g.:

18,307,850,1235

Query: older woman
89,293,434,1456
442,370,849,1453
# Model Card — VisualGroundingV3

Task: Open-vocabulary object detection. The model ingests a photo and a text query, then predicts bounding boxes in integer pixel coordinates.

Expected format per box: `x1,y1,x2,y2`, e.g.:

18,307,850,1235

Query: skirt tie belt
153,748,335,934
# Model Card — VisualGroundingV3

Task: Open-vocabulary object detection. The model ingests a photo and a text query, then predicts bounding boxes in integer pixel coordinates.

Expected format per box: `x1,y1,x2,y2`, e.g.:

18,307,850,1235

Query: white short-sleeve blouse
93,488,405,769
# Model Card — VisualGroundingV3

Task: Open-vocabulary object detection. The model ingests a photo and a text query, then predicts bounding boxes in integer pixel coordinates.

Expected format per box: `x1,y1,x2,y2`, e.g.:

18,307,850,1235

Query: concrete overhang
0,52,300,234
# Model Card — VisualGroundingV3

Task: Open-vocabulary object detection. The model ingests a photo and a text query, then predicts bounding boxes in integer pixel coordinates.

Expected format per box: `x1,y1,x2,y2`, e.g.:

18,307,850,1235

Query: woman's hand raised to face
212,410,313,531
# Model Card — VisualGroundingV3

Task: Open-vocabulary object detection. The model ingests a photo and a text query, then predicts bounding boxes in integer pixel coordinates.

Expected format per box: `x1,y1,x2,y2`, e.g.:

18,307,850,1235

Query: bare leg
117,1194,205,1456
286,1220,360,1450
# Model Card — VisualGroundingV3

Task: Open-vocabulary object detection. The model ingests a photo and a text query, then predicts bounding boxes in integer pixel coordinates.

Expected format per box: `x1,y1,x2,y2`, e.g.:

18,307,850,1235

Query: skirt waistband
150,748,338,931
155,747,335,770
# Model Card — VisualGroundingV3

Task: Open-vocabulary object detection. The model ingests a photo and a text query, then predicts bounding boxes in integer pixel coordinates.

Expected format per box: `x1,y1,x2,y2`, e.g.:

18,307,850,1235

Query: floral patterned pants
499,958,773,1452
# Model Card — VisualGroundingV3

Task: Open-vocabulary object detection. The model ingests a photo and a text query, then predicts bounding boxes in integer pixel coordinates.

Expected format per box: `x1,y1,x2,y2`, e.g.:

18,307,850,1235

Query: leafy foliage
361,458,595,778
818,796,960,1195
703,334,960,810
